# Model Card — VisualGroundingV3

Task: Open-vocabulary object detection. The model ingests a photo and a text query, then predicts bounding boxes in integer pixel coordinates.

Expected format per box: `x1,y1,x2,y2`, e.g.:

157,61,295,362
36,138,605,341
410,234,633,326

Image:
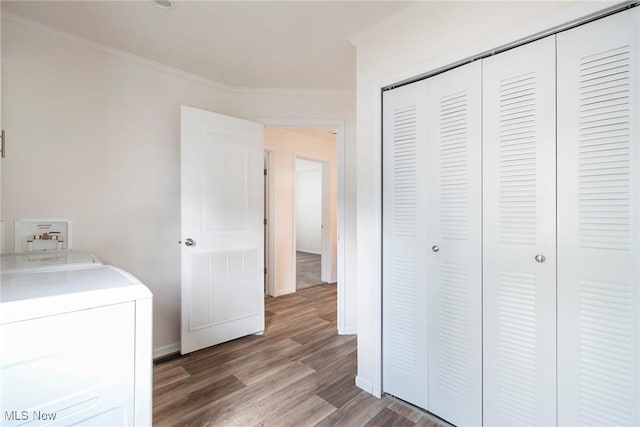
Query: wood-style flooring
296,251,323,290
153,283,447,426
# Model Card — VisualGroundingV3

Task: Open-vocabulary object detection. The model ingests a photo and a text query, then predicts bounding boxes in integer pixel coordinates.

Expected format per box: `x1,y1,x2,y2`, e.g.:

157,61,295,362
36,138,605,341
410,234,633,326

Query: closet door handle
432,245,439,252
534,254,546,263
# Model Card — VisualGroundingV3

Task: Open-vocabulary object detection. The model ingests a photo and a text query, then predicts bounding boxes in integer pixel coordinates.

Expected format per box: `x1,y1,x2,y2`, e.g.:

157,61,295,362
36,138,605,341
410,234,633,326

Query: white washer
0,265,152,426
1,250,101,273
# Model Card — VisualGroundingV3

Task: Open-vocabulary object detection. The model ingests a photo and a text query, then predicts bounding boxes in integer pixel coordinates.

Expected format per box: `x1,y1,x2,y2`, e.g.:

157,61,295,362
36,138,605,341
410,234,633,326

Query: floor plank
153,283,448,426
296,251,323,289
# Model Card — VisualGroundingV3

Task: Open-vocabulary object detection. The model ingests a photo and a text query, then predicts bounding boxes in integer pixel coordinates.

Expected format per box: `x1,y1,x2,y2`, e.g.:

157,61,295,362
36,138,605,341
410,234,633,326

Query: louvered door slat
426,61,482,426
482,35,557,427
557,8,640,426
382,80,429,409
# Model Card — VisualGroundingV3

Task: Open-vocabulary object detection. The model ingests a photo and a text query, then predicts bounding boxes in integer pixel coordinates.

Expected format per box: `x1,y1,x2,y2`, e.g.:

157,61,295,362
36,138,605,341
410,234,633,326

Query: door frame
259,118,347,333
263,148,275,296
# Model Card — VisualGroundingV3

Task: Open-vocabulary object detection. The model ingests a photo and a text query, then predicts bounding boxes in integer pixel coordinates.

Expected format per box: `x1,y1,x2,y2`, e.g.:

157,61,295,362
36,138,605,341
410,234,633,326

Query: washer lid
1,250,102,273
1,265,152,324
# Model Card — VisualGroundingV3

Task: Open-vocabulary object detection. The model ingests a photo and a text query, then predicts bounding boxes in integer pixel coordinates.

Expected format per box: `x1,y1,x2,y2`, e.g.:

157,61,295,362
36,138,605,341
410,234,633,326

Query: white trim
153,342,180,359
321,161,332,283
339,326,357,336
291,152,299,292
232,86,354,96
296,249,322,256
260,118,347,333
355,375,379,397
3,12,356,95
361,0,629,401
263,148,275,297
272,287,296,297
369,81,384,398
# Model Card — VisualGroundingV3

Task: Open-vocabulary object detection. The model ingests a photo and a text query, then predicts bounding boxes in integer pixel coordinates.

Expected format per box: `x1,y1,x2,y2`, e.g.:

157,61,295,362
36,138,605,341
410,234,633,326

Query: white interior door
557,8,640,426
181,105,265,355
382,79,429,410
482,36,557,426
426,60,482,426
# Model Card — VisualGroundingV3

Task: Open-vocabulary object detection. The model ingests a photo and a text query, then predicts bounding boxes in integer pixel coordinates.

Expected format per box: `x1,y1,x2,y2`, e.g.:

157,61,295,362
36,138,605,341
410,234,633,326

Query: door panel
557,8,640,426
181,106,264,354
482,36,557,426
382,80,429,409
426,61,482,426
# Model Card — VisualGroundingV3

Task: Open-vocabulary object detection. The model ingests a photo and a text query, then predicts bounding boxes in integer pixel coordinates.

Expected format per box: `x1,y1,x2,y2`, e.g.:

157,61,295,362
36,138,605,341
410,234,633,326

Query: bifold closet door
482,35,557,426
382,80,429,409
557,8,640,426
426,61,482,426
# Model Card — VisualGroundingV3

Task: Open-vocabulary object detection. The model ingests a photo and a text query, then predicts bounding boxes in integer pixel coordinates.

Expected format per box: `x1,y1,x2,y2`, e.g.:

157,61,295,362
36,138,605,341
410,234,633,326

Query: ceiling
2,0,413,91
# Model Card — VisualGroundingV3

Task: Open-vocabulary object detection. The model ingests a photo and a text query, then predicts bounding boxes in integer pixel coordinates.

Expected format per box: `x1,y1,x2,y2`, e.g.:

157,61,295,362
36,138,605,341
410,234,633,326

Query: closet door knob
534,254,546,263
185,238,195,247
432,245,439,252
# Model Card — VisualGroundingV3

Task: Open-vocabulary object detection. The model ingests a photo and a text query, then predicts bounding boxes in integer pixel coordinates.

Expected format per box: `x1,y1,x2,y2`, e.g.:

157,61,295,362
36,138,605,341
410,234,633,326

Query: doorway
261,120,346,333
295,157,326,290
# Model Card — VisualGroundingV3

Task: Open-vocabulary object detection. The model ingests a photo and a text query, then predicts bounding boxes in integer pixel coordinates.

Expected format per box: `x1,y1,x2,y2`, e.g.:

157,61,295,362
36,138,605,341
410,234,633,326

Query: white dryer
0,265,152,426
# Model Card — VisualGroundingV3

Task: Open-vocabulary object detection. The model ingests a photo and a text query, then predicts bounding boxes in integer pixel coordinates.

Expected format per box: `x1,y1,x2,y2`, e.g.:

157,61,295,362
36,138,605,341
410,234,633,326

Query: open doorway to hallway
263,127,338,298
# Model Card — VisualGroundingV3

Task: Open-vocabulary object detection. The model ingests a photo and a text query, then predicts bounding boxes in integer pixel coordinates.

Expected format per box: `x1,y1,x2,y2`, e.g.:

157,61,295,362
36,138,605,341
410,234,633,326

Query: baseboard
296,249,321,255
338,326,357,335
356,375,378,397
153,342,180,359
272,287,296,297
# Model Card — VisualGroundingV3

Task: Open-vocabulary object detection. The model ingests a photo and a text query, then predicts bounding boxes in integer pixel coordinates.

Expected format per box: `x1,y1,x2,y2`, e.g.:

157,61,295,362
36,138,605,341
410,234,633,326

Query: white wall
1,13,358,356
351,0,622,396
295,164,322,254
265,128,336,295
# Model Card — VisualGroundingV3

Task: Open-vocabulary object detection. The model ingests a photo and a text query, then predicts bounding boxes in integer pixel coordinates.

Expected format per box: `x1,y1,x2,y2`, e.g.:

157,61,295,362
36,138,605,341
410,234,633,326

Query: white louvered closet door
482,35,557,427
382,80,429,410
557,8,640,426
426,61,482,426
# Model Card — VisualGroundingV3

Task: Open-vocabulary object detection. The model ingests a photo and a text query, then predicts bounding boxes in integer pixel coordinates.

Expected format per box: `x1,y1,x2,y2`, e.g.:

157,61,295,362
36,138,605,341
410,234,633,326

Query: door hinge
264,218,267,225
264,169,267,176
1,130,5,158
264,267,267,274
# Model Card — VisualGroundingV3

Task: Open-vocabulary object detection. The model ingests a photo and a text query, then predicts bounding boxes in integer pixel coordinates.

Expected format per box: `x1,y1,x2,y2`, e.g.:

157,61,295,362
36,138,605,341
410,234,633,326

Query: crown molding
3,11,355,96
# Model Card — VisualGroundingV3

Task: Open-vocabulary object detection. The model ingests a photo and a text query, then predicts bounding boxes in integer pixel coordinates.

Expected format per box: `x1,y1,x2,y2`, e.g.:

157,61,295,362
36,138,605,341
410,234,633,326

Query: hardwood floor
153,283,447,427
296,251,323,290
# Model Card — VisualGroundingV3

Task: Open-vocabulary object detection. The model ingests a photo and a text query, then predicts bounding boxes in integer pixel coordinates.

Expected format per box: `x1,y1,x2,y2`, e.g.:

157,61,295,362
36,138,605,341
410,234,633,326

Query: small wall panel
188,248,260,331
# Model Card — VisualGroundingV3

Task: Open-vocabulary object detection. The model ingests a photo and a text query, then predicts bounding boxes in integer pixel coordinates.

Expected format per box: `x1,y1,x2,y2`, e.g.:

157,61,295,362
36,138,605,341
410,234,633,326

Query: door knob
534,254,546,263
185,238,195,247
432,245,439,252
